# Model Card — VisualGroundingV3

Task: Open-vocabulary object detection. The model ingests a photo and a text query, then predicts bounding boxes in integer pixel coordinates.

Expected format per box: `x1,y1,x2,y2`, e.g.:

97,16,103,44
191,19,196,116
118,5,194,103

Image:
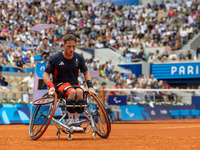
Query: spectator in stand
165,1,172,10
89,55,94,63
138,48,148,61
126,75,132,85
109,83,121,95
172,0,178,9
169,7,175,17
6,51,14,65
178,51,185,60
148,74,157,85
23,52,34,68
180,27,188,44
107,59,113,71
15,56,25,73
145,85,154,102
196,46,200,59
99,65,104,76
186,0,193,8
100,82,107,90
168,50,178,60
179,54,186,61
22,40,30,51
18,71,34,89
7,38,16,49
186,24,194,40
19,32,26,43
0,71,8,88
160,1,165,9
92,79,100,93
185,50,192,60
163,80,171,89
36,37,51,61
195,85,200,96
95,40,104,48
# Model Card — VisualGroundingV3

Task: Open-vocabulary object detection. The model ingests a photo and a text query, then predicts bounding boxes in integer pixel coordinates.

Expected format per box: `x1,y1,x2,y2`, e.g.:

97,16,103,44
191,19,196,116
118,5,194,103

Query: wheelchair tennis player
43,34,96,131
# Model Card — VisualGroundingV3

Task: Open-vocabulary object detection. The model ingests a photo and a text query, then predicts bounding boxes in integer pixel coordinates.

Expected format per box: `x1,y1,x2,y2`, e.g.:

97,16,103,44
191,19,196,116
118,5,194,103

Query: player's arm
43,72,55,95
43,72,51,84
43,56,55,95
83,71,96,95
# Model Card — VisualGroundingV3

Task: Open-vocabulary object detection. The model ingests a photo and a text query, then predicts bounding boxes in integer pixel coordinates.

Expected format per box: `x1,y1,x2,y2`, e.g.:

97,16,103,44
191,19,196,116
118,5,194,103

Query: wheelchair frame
29,91,111,140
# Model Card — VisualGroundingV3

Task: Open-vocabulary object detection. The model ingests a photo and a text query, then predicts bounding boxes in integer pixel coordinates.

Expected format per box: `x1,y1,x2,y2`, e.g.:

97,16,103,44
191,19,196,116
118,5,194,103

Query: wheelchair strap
55,82,63,96
55,82,63,90
62,86,74,96
55,82,84,97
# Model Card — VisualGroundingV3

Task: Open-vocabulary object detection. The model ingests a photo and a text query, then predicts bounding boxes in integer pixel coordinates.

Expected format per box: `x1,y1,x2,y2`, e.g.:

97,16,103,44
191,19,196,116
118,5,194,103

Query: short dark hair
101,82,106,86
63,34,77,44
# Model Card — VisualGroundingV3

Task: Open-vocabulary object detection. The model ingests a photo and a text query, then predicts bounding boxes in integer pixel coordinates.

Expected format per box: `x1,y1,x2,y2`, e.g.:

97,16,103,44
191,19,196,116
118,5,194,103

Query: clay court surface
1,119,200,150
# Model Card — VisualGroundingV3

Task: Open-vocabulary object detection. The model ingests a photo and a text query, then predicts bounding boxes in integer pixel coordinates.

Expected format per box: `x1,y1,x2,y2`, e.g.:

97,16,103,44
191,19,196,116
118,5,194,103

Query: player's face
63,40,76,57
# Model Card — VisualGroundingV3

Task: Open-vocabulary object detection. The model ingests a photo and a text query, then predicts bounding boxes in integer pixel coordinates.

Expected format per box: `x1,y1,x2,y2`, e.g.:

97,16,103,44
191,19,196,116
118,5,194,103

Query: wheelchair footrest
53,115,88,120
66,105,88,107
72,131,85,133
58,104,88,107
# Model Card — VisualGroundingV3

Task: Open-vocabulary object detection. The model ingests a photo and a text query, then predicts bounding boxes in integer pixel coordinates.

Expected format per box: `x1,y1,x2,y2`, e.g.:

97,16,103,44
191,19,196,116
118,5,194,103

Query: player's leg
66,89,76,122
76,88,83,100
66,88,84,131
74,88,85,124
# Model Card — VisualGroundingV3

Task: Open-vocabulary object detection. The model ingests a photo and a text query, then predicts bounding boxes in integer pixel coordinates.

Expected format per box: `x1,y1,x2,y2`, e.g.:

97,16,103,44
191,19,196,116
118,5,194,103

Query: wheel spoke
84,92,110,138
29,94,57,140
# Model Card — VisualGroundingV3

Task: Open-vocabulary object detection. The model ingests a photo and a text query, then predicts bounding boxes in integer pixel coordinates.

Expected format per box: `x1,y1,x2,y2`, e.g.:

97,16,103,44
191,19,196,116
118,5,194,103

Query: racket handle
49,92,54,95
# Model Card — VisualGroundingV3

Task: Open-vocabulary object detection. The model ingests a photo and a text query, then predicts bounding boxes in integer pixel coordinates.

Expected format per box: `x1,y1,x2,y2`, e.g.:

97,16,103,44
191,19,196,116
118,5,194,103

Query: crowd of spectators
99,73,176,103
82,54,174,102
121,45,193,63
0,41,35,72
0,0,198,102
0,0,199,50
0,0,198,67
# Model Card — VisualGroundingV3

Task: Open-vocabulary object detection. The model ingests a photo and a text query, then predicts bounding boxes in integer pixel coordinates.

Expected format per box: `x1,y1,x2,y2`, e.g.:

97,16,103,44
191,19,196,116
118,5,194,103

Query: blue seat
170,110,180,119
179,110,191,119
191,110,200,119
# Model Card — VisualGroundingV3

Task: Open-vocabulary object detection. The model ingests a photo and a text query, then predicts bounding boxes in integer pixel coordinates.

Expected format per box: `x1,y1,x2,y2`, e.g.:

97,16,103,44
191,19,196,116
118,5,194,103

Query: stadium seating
191,110,200,119
179,110,191,119
170,110,180,119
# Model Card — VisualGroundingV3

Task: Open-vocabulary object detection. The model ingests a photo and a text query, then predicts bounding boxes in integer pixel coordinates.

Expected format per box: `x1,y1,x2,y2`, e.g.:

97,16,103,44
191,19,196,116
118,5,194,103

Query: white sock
68,112,74,124
74,112,80,123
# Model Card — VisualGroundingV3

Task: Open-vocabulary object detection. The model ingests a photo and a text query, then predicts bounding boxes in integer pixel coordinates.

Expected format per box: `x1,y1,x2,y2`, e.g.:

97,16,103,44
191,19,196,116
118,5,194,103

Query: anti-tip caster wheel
57,131,60,139
92,132,96,139
67,134,73,140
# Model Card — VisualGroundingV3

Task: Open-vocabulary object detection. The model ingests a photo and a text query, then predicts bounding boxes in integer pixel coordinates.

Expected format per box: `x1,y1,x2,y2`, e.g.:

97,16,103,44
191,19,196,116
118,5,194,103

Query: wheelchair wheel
29,93,58,140
84,91,111,139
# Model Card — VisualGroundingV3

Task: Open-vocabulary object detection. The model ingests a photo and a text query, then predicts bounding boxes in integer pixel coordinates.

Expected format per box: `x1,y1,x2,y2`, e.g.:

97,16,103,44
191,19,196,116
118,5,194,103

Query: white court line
0,135,57,138
160,125,200,129
0,128,27,130
1,135,200,139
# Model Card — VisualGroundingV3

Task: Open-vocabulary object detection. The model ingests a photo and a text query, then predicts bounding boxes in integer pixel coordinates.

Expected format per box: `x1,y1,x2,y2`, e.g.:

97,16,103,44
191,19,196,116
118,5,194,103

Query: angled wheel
84,91,111,139
29,93,57,140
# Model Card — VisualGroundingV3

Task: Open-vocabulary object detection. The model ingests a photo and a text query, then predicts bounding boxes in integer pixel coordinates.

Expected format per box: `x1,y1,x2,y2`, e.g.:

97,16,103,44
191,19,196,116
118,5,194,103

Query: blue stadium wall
0,101,199,124
151,62,200,84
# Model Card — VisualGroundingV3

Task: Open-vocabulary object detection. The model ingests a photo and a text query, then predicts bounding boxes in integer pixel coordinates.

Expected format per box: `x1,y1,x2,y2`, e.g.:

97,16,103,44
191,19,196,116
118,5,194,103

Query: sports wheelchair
29,86,111,140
